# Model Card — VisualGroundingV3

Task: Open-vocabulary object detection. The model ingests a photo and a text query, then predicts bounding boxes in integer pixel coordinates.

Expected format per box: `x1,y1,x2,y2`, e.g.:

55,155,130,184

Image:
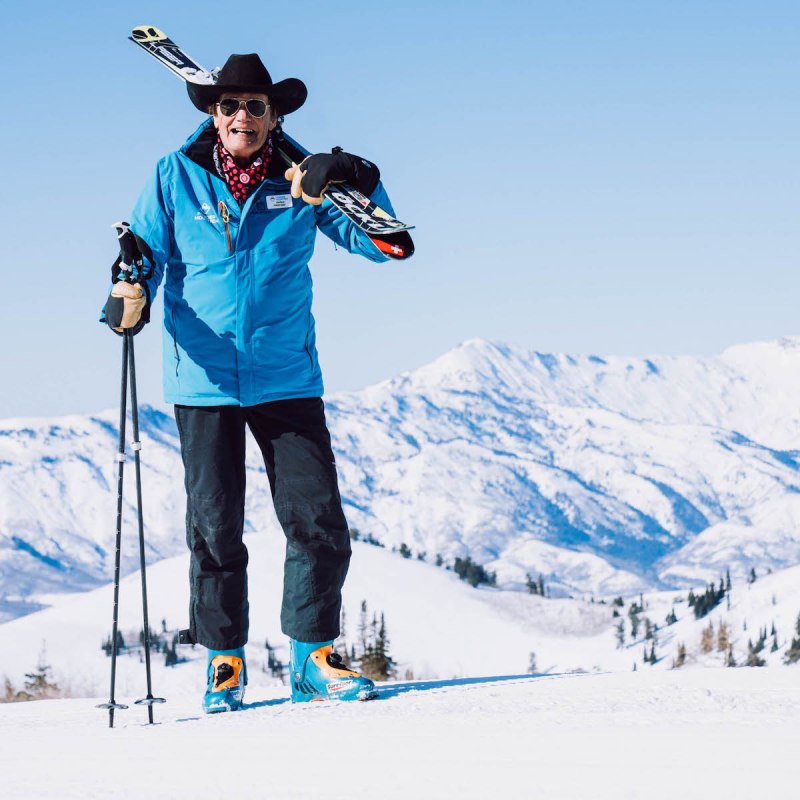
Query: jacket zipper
219,200,232,251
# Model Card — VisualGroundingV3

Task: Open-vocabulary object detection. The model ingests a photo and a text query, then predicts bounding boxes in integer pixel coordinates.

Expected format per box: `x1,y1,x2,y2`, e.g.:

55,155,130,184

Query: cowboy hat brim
187,76,307,116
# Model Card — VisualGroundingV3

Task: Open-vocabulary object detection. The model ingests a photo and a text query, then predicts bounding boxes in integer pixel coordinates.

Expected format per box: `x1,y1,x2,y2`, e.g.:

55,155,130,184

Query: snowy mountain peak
3,337,800,616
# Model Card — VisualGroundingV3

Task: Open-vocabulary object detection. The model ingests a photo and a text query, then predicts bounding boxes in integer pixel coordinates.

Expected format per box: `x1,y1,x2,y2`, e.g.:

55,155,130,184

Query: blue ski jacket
128,118,394,406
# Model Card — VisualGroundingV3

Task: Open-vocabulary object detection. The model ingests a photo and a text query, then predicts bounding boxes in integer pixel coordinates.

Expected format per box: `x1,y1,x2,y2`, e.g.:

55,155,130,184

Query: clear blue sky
1,1,798,417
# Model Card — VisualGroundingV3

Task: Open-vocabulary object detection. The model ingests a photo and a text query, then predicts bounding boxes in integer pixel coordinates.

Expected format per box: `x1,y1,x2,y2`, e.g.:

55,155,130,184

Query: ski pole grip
112,221,142,282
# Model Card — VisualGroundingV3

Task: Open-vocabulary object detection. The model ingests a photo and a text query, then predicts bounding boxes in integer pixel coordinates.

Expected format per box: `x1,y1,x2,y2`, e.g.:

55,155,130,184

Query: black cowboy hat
187,53,307,115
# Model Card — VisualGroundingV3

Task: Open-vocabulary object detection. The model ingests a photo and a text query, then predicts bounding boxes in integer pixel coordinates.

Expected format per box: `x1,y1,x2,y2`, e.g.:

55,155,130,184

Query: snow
4,336,800,610
0,530,616,695
2,669,799,799
3,336,800,796
3,542,799,797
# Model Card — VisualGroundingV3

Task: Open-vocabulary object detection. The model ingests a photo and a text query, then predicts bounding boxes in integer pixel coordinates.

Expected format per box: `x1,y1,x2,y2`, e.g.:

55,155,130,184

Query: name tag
266,194,293,210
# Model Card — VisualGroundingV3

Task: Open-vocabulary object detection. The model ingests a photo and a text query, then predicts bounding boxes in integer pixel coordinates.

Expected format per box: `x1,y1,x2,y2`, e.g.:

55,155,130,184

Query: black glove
285,147,381,205
103,280,150,335
101,222,154,335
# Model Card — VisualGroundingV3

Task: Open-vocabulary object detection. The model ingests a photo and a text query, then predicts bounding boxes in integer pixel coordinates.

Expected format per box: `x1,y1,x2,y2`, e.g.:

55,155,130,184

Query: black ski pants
174,398,351,650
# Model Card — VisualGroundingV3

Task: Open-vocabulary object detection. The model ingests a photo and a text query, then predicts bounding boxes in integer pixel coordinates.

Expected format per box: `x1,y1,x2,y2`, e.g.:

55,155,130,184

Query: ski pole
97,222,164,727
97,332,130,728
128,333,166,722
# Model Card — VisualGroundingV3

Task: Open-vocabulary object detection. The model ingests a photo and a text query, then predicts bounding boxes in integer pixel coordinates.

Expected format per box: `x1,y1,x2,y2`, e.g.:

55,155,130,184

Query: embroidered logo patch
194,202,219,223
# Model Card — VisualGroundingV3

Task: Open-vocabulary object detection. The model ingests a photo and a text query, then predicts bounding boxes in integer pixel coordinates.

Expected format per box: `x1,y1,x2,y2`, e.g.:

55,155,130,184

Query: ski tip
131,25,168,43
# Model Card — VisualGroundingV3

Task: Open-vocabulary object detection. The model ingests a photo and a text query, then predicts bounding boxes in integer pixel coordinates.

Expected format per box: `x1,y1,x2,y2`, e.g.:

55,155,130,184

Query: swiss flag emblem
372,238,405,258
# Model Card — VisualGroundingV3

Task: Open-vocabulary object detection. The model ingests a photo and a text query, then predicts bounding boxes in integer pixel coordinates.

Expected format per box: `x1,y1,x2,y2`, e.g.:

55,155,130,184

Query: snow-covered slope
2,667,799,800
2,336,800,614
1,497,799,800
1,522,798,698
0,529,617,696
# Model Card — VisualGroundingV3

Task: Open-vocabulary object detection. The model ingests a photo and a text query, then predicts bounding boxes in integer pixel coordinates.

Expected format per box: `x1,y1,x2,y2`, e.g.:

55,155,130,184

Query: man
103,53,411,712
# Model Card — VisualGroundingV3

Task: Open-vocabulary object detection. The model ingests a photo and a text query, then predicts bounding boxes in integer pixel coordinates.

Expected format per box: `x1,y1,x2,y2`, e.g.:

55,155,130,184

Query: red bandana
215,133,273,204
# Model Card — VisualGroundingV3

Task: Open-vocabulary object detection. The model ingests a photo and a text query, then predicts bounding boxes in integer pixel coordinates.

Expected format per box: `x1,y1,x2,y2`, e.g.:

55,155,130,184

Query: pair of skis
129,26,413,257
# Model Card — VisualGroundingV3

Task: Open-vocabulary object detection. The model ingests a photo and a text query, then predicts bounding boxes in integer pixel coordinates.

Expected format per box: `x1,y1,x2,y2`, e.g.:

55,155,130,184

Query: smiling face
213,92,277,163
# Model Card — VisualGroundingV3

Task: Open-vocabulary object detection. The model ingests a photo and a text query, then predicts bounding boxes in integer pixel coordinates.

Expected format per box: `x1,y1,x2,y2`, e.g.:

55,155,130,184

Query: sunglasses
216,98,270,118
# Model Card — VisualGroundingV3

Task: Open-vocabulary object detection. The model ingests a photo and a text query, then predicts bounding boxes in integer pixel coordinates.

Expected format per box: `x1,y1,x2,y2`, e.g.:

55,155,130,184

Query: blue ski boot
203,648,246,713
290,640,378,703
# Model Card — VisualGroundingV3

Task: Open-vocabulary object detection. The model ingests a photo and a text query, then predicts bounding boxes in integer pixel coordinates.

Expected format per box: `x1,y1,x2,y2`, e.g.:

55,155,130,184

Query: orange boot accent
309,645,361,679
210,655,244,692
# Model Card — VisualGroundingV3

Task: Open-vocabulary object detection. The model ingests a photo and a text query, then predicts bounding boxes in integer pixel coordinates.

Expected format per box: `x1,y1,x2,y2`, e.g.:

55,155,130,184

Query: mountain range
2,336,800,618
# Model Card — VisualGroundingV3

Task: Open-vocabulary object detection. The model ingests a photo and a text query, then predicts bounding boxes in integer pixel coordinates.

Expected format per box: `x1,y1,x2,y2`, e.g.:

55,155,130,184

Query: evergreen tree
784,638,800,664
615,620,625,649
399,542,412,559
748,567,757,585
745,640,766,667
527,652,537,674
673,643,686,669
359,611,395,681
264,639,285,681
453,556,495,588
692,582,725,619
783,612,800,664
164,639,178,667
665,608,678,626
23,647,59,699
726,645,736,668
